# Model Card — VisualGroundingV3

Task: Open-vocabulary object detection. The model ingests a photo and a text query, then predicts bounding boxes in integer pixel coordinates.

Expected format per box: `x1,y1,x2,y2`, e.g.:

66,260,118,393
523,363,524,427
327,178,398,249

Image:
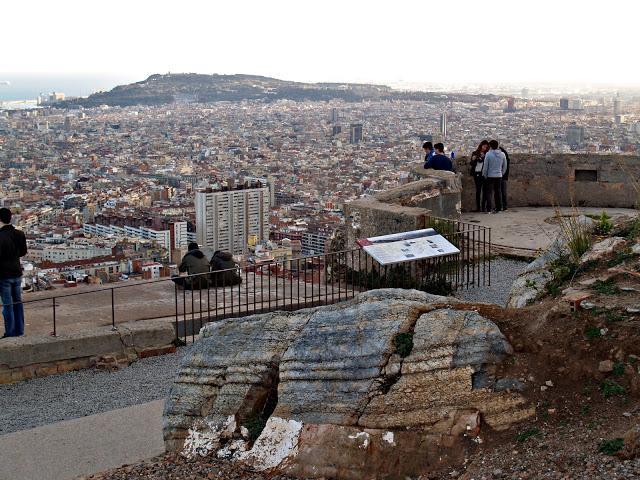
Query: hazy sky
3,0,639,85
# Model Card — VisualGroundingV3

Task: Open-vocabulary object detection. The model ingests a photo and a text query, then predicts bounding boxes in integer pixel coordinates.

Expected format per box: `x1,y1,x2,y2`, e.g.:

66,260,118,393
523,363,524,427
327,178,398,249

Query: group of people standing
422,139,510,214
469,140,510,213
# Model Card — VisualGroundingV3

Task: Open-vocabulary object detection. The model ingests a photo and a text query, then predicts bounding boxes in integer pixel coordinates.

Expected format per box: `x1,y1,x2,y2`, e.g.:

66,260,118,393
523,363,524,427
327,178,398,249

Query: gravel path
455,257,528,306
0,347,188,436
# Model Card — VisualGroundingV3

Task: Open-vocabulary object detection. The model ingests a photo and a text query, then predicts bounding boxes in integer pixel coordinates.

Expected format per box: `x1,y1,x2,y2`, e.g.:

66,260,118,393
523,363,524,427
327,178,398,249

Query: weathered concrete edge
0,319,176,384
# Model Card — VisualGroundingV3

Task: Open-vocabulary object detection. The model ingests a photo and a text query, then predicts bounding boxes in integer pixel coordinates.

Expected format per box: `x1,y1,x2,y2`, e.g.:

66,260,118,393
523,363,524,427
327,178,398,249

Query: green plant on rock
607,248,634,268
593,278,621,295
594,211,614,236
516,427,541,443
585,326,602,340
599,438,624,455
394,332,414,358
600,380,626,398
613,362,626,377
545,256,577,297
243,413,268,443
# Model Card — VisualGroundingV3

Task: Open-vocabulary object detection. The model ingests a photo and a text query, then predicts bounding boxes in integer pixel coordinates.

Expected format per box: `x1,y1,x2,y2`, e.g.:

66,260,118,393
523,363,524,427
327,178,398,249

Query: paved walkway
0,400,164,480
462,206,638,256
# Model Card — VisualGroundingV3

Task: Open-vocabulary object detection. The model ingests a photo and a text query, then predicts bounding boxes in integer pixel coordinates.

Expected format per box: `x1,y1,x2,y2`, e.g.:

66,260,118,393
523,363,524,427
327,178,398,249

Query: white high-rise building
195,186,270,255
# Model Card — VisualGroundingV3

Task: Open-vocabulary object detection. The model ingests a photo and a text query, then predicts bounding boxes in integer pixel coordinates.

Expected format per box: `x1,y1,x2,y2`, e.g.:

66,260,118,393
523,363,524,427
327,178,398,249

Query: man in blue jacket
482,140,507,213
422,142,435,167
424,143,455,172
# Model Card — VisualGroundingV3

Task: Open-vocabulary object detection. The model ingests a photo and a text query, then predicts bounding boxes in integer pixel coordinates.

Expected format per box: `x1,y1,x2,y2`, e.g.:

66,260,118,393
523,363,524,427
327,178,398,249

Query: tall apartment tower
559,98,569,110
439,113,447,139
195,186,270,255
349,123,363,144
566,125,585,146
329,108,339,123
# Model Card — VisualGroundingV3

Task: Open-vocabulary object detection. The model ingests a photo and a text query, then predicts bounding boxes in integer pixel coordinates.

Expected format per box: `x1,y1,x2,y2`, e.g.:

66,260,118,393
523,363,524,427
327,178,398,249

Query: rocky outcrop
507,216,595,308
163,289,533,479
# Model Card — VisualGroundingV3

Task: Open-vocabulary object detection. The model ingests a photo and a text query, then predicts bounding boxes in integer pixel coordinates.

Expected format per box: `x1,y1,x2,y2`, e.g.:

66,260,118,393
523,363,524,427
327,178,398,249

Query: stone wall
344,171,461,249
432,155,640,210
0,319,176,384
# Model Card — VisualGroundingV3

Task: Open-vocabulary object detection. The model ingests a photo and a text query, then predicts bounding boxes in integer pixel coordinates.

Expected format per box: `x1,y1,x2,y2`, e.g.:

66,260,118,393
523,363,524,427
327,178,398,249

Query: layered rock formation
164,289,533,479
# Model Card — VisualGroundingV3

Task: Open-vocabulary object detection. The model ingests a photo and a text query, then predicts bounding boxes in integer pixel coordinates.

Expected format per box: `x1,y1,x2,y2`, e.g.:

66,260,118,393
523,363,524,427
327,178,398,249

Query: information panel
357,229,460,265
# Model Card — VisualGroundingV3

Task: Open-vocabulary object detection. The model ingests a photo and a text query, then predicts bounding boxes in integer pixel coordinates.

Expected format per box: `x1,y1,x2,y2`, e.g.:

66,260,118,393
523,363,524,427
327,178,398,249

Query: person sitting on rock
210,250,242,287
173,242,210,290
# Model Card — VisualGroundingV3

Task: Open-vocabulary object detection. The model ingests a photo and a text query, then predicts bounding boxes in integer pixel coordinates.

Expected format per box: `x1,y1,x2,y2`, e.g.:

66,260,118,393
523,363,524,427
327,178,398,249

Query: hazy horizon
3,0,639,88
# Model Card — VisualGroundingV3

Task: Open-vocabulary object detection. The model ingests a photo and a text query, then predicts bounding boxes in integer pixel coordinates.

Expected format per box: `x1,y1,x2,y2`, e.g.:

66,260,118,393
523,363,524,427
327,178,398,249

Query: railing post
52,297,57,337
111,288,117,331
175,281,179,342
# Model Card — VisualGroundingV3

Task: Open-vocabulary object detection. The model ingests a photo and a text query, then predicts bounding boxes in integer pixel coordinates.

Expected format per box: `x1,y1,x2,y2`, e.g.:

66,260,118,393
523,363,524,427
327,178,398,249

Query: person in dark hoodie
499,146,511,211
173,242,210,290
470,140,489,212
210,250,242,287
0,208,28,338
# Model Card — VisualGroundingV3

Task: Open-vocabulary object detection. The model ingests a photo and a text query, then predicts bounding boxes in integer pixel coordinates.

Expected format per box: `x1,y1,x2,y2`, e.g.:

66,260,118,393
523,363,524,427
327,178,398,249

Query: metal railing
1,216,490,343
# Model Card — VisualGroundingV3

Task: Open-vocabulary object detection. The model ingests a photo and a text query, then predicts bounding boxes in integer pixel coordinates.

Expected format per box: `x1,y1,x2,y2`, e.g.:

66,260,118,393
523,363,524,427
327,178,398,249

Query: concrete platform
462,206,638,257
0,399,164,480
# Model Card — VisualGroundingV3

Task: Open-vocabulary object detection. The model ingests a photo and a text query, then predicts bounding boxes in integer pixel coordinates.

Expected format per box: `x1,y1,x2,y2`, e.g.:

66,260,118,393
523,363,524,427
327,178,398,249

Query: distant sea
0,73,140,102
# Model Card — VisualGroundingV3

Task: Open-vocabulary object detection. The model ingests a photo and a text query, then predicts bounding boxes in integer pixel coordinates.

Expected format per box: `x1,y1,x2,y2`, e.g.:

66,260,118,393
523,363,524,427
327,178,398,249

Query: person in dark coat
470,140,489,212
210,250,242,287
424,143,455,172
0,208,28,338
499,146,511,211
173,242,210,290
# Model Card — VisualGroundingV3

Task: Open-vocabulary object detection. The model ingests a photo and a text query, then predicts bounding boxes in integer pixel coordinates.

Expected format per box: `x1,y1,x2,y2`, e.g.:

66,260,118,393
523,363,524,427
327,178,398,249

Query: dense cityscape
1,74,639,290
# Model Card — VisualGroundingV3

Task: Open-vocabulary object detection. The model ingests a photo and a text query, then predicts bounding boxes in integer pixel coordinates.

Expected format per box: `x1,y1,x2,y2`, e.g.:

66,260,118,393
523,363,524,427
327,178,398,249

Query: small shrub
604,310,625,323
517,427,541,443
613,362,626,377
545,256,577,297
594,211,614,236
600,380,626,398
525,279,537,289
616,216,640,240
554,209,593,262
581,404,591,416
607,249,634,268
593,278,621,295
419,277,453,296
599,438,624,455
585,326,602,340
394,332,414,358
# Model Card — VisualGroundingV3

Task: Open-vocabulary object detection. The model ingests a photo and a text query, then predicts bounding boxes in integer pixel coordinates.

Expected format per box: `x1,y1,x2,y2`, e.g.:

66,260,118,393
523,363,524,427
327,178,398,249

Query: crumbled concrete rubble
163,289,533,479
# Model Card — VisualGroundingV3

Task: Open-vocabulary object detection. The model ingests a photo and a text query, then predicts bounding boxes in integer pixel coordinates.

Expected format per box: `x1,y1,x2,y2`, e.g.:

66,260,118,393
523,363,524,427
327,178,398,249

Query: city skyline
3,0,639,86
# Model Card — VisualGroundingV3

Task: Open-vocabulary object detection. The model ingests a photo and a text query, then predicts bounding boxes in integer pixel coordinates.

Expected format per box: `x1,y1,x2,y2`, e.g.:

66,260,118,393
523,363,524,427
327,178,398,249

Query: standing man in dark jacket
0,208,27,338
499,146,511,211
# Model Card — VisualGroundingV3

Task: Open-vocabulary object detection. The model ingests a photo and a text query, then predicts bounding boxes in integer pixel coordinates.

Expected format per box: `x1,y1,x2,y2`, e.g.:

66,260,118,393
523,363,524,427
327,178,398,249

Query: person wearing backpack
470,140,489,212
0,208,28,338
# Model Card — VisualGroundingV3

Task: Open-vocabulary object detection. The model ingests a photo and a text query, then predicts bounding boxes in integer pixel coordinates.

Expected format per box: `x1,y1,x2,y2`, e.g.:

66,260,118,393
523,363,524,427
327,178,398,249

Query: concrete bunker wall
344,171,461,249
448,154,640,210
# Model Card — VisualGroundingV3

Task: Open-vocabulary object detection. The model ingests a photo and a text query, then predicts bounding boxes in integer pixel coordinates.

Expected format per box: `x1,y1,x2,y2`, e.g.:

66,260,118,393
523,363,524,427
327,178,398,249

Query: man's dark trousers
484,178,503,212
